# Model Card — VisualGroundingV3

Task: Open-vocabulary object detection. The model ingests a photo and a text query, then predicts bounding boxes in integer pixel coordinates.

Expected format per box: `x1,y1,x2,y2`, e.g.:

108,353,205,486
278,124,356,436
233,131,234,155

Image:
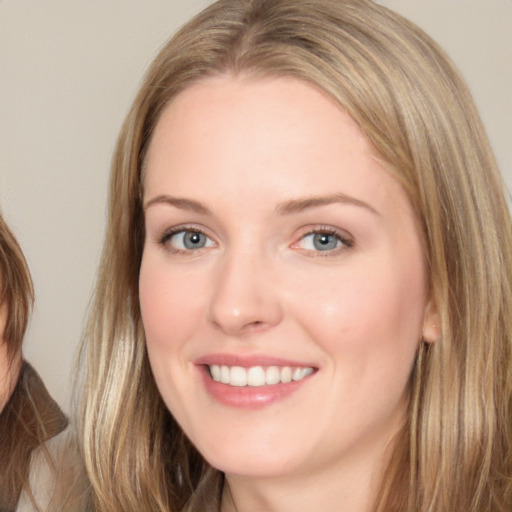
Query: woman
53,0,512,510
0,212,67,511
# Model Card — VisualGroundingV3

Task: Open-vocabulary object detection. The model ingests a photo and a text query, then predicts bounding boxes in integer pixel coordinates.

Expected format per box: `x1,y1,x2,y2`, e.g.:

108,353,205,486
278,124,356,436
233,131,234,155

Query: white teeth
208,364,314,387
247,366,266,386
210,364,221,381
230,366,247,386
281,367,292,383
266,366,280,385
220,365,230,384
293,367,314,380
302,367,314,378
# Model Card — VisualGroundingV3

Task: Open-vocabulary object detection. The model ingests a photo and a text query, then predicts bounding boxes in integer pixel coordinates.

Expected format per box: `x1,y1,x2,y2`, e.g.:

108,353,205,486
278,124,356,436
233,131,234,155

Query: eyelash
158,225,214,255
157,225,354,257
293,226,354,257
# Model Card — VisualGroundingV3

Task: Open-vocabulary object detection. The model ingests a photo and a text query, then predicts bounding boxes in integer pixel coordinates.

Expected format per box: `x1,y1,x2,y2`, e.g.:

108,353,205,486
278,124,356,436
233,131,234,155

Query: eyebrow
144,192,380,217
276,193,380,216
144,195,211,215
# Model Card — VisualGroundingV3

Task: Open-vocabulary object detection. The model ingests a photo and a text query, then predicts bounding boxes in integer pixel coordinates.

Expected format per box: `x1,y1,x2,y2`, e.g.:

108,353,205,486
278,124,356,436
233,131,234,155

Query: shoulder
16,432,65,512
17,429,91,512
20,362,68,439
0,362,68,511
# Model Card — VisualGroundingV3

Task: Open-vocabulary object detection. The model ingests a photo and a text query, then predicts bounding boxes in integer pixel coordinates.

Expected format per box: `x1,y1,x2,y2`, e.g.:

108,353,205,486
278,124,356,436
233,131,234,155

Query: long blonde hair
71,1,512,510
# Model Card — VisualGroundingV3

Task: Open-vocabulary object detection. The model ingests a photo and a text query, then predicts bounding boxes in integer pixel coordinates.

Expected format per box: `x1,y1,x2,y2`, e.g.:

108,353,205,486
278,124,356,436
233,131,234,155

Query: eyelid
291,225,354,255
158,224,217,254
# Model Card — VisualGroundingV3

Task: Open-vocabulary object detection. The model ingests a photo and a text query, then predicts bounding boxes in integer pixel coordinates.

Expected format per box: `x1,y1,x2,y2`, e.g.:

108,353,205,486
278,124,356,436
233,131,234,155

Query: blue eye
166,230,214,251
297,231,351,252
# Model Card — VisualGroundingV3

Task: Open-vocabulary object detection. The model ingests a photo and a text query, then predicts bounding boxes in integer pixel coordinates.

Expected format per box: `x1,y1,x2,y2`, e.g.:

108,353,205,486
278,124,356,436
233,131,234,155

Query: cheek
139,254,204,352
290,255,426,375
139,253,205,417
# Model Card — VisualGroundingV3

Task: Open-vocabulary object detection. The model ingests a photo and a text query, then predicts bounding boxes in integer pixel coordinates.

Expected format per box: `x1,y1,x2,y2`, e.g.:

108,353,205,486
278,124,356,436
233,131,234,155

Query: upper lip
194,353,317,368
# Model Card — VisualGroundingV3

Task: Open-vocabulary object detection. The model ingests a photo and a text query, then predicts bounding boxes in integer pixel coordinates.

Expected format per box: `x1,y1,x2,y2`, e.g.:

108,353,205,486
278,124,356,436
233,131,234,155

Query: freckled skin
139,76,437,511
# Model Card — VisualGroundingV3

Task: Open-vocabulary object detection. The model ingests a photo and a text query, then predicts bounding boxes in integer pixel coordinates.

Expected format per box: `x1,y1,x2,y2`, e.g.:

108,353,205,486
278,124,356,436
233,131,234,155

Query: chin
205,449,299,478
188,422,310,478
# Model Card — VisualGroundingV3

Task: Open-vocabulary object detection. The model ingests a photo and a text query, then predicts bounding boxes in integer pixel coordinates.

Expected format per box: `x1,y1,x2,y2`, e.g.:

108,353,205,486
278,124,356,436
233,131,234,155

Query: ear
422,300,440,343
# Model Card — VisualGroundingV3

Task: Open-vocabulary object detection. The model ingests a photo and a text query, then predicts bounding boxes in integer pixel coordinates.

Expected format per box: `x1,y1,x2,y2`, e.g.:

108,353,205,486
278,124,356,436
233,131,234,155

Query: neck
0,344,22,411
220,437,395,512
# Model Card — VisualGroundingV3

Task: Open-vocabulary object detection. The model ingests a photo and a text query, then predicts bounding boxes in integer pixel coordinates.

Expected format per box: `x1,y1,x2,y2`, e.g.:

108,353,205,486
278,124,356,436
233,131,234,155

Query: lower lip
198,366,313,409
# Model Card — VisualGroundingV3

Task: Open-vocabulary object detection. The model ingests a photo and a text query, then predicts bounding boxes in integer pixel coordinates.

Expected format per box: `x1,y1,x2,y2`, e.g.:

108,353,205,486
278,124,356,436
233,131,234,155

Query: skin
0,300,21,411
140,75,439,512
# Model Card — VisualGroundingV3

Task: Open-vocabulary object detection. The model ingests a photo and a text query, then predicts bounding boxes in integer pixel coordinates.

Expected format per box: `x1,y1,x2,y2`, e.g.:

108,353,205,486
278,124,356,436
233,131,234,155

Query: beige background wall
1,1,511,411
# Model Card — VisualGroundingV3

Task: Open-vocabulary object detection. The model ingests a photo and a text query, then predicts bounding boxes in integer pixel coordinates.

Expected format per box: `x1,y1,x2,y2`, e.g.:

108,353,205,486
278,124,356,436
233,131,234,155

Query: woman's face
140,76,437,480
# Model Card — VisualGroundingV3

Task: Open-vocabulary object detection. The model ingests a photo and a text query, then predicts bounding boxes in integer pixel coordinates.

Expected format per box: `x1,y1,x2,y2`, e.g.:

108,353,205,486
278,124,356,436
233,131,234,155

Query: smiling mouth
207,365,315,387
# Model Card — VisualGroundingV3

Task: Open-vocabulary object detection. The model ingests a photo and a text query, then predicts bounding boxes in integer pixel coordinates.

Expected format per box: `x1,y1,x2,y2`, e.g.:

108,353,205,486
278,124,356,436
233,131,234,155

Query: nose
207,248,283,336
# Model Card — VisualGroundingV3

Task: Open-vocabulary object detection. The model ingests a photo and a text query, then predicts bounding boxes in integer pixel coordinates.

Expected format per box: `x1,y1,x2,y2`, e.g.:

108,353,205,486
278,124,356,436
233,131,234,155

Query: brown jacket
0,362,67,512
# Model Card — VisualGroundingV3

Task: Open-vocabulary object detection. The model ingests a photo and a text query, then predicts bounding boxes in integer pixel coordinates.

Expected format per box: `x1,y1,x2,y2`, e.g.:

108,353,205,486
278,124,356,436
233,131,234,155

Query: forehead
149,74,367,147
144,75,388,196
